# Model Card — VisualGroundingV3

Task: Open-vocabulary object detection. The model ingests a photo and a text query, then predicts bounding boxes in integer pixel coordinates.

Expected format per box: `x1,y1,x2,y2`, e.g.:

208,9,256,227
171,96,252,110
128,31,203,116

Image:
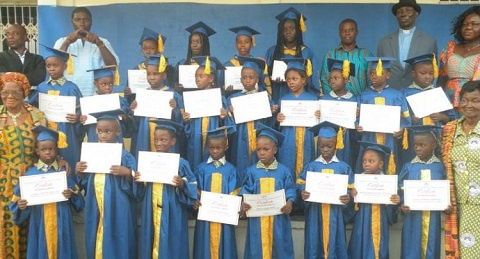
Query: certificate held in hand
133,89,173,119
359,104,401,134
404,180,450,211
354,174,398,205
230,91,272,124
305,172,349,205
39,93,76,123
20,171,68,206
280,100,319,127
80,93,121,125
319,100,357,129
224,66,244,90
127,70,150,93
243,189,286,217
406,87,453,118
183,88,222,119
197,191,242,225
137,151,179,184
271,60,287,81
80,143,122,173
179,65,200,89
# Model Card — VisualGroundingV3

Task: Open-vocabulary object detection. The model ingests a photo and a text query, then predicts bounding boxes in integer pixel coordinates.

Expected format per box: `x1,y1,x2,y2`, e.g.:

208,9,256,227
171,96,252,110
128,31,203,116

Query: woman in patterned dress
0,72,46,258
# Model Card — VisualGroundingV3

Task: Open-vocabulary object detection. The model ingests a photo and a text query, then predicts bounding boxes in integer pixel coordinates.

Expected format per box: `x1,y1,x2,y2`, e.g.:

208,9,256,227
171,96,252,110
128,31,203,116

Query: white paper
134,89,173,119
179,65,200,89
80,143,122,173
243,189,286,217
19,171,68,206
197,191,242,225
359,104,401,133
39,93,76,123
224,66,244,90
404,180,450,211
271,60,287,81
137,151,179,184
319,100,358,129
354,174,398,205
183,88,222,119
406,88,453,118
280,100,319,127
127,70,149,93
230,91,272,124
80,93,120,125
305,172,349,205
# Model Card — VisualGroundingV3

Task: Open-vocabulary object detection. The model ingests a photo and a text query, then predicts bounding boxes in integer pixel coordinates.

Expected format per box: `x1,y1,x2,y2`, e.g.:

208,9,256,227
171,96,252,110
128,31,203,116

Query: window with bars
0,6,38,54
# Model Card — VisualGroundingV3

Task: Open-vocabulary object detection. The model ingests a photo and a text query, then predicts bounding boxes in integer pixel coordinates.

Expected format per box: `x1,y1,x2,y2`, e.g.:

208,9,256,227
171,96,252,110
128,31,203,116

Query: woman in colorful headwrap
0,72,46,258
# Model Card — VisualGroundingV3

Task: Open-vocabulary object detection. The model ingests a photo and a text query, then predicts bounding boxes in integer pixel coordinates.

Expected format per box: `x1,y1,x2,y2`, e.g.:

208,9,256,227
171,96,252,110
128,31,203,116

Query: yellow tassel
387,151,396,175
376,58,383,77
300,14,306,32
336,127,345,150
57,131,68,149
158,34,164,53
159,55,167,73
342,60,350,79
67,54,74,75
433,53,439,78
264,63,269,75
402,128,409,150
306,59,312,77
251,35,255,47
204,56,211,75
114,67,120,86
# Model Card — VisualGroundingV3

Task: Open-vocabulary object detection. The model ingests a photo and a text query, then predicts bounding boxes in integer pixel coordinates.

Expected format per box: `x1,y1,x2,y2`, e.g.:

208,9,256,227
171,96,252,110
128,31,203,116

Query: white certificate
197,191,242,225
404,180,450,211
224,66,244,90
183,88,222,119
127,70,149,93
406,88,453,118
179,65,199,89
230,91,272,124
19,171,68,206
305,172,349,205
80,143,122,173
319,100,358,129
243,189,286,217
80,93,120,125
280,100,319,127
354,174,398,205
39,93,76,123
359,104,401,133
134,89,173,119
271,60,287,81
137,151,179,184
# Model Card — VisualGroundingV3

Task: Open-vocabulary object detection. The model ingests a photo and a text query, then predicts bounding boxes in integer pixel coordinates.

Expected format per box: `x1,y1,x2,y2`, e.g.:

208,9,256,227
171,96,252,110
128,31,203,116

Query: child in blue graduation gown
240,124,296,259
297,122,353,259
10,125,84,259
348,142,401,259
134,120,197,259
193,126,239,259
398,126,447,259
276,58,319,182
29,45,83,170
75,110,138,259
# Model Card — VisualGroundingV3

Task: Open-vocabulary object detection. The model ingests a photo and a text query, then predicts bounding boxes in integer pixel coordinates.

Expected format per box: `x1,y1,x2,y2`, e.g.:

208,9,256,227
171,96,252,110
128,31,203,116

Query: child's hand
271,104,279,114
193,200,201,210
314,110,321,119
229,105,234,113
75,161,87,178
225,85,234,92
401,205,410,213
110,165,131,177
169,99,177,109
220,108,227,120
57,157,72,175
134,171,142,182
18,199,28,210
172,175,184,189
241,202,251,215
130,100,138,111
174,84,184,93
356,107,360,118
301,190,310,200
340,194,350,204
390,194,401,204
183,112,191,122
124,86,132,95
274,77,284,83
444,204,453,215
66,113,78,123
393,130,403,139
412,116,420,125
356,126,363,133
277,112,285,122
351,187,358,197
281,200,293,214
430,112,449,123
80,115,88,124
63,189,72,199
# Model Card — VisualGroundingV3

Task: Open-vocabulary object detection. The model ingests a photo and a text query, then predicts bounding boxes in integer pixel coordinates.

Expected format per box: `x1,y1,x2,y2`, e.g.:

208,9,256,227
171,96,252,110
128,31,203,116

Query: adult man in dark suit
377,0,437,89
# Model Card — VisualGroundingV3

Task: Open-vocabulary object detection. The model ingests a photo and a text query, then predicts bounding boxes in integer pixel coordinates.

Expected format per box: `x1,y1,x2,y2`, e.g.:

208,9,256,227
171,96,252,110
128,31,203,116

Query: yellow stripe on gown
210,173,223,259
260,178,275,259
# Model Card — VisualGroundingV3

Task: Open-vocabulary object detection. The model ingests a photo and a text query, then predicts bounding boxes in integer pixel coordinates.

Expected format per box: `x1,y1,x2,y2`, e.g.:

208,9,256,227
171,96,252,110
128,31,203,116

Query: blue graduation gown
398,159,446,259
240,161,296,259
78,150,138,259
296,158,354,259
135,157,197,259
193,160,240,259
10,166,84,259
278,91,318,182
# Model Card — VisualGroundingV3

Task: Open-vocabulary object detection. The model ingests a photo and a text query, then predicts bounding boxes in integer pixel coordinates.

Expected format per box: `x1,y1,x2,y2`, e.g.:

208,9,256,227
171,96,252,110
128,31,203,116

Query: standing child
10,125,84,259
297,121,353,259
240,124,296,259
134,119,197,259
75,109,138,259
193,126,239,259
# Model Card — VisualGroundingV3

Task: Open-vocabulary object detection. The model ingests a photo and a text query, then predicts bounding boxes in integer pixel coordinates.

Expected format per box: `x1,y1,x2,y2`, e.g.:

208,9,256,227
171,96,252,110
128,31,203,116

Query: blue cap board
366,57,396,70
403,53,434,65
33,125,59,142
139,27,166,46
359,141,391,171
186,21,216,37
41,44,72,62
237,56,266,76
152,119,183,134
192,56,226,71
146,55,169,66
282,57,308,72
406,125,441,136
327,58,356,77
229,26,260,37
86,65,117,80
256,123,285,147
90,109,125,121
308,121,340,138
207,125,237,138
275,7,307,21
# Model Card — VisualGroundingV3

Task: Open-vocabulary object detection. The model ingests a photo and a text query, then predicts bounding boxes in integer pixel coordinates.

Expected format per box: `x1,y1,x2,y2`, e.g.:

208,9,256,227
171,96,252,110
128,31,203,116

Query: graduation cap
309,121,345,149
359,141,395,175
275,7,307,32
33,125,68,149
139,27,167,53
237,56,266,77
327,58,356,78
366,57,396,77
86,65,120,85
146,55,169,73
207,125,237,139
256,123,285,147
151,119,183,135
404,53,439,78
41,44,75,75
282,58,313,77
229,26,260,46
192,56,226,75
90,109,125,122
402,125,441,150
186,21,216,37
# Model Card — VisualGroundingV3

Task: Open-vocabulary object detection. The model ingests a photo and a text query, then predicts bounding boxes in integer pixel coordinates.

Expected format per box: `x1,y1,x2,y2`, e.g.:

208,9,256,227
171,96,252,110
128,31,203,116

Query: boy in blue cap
193,125,239,259
297,121,354,259
10,125,84,259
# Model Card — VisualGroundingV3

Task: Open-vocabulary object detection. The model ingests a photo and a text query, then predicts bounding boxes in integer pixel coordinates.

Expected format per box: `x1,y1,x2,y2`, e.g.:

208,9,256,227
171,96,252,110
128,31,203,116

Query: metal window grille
0,6,38,53
439,0,480,4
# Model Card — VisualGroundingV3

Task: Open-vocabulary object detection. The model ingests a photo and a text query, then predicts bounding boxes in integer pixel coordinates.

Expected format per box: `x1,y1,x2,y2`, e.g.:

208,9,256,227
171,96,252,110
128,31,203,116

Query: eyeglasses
0,90,23,99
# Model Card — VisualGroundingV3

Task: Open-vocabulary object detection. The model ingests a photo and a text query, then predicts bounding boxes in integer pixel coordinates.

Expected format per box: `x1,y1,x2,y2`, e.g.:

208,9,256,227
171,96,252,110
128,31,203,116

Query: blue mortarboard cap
406,125,441,136
185,22,216,37
360,141,391,156
146,55,169,66
256,123,285,147
275,7,307,21
138,27,166,46
327,58,356,77
86,65,117,80
237,56,266,76
229,26,260,37
33,125,59,142
282,58,307,72
151,119,183,134
366,57,396,69
207,125,237,139
41,44,71,62
403,53,434,65
192,56,226,71
90,109,125,121
308,121,340,138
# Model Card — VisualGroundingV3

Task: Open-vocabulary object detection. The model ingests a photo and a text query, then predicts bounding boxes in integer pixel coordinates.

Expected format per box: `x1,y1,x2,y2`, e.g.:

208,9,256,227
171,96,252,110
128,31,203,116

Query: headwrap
0,72,31,97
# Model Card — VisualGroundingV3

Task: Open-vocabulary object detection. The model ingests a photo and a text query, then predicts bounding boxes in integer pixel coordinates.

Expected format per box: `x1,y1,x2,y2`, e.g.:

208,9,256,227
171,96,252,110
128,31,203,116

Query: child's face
45,57,66,80
153,129,176,153
285,70,306,94
190,33,203,56
329,70,347,93
236,35,253,57
413,134,436,161
240,68,259,92
36,140,57,165
96,119,121,143
207,137,228,160
94,77,114,95
195,66,214,89
412,63,434,88
369,69,390,89
256,137,277,165
362,150,384,174
318,137,336,161
146,65,166,88
141,39,158,56
282,19,297,44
